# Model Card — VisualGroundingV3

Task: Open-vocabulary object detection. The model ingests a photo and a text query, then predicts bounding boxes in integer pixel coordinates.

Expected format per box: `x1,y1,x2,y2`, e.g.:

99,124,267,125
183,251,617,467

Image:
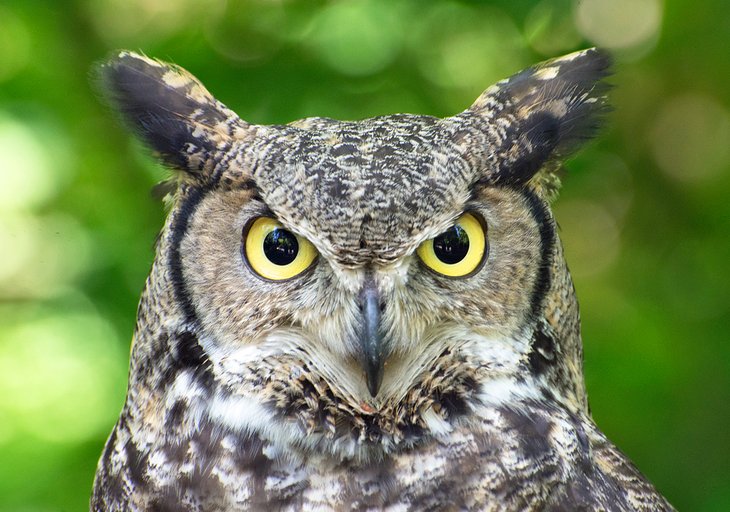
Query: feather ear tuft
458,48,612,197
94,51,254,179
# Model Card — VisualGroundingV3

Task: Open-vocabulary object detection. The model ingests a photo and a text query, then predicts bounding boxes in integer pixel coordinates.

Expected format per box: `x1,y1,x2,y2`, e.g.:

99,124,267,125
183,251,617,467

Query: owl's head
98,49,610,454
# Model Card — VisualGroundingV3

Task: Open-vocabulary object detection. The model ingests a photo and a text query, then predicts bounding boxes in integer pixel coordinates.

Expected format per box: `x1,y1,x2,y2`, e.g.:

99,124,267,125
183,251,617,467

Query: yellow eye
243,217,318,281
417,212,487,277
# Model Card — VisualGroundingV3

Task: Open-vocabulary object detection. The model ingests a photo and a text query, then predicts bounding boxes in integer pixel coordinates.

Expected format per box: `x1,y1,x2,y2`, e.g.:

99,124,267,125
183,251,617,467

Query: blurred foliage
0,0,728,510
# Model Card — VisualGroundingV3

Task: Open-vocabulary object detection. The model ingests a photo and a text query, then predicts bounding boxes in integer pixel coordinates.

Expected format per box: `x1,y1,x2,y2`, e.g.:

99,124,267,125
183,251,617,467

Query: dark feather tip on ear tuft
93,51,241,176
465,48,613,191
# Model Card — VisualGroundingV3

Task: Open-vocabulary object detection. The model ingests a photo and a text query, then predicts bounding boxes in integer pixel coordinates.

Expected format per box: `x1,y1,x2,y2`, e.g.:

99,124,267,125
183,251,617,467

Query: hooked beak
359,278,386,397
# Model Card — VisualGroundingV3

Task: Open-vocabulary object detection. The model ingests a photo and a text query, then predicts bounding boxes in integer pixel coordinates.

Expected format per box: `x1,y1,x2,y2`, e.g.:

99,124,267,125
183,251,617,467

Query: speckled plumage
91,49,674,511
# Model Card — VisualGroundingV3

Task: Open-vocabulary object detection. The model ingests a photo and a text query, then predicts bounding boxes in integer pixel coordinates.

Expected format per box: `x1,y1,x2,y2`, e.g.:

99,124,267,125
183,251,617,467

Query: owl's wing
466,401,675,511
547,429,675,511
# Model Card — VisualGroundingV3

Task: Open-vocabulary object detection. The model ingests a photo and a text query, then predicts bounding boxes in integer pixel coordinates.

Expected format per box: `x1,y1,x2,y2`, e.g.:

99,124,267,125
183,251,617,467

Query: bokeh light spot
0,306,127,444
0,115,62,212
555,199,621,278
310,0,402,76
574,0,662,52
414,4,525,94
649,94,730,184
570,152,634,222
86,0,225,45
205,0,286,63
0,213,93,299
525,0,582,56
0,7,31,82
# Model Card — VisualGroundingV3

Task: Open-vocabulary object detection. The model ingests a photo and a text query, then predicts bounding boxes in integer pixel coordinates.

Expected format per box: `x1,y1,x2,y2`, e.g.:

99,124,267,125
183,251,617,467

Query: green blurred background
0,0,728,510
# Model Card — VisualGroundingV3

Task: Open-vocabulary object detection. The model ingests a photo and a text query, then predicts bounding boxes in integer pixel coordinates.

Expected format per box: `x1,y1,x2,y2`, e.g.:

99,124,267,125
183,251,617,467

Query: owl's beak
359,279,385,397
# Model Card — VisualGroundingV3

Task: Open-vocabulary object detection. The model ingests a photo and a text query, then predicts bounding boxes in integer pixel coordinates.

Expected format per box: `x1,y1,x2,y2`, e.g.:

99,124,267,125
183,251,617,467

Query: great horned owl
91,49,674,511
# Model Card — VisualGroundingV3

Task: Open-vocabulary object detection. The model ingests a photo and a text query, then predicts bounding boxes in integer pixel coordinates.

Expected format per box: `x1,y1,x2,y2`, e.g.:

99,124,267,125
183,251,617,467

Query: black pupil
263,229,299,266
433,225,470,264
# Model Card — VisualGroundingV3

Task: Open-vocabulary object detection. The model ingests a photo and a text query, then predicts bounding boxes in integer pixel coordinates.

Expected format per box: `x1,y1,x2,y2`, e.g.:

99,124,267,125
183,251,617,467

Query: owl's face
181,131,545,402
98,49,610,455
